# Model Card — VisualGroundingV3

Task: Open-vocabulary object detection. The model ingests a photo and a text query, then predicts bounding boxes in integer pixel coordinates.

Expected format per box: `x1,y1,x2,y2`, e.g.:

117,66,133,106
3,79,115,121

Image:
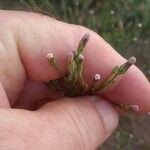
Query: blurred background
0,0,150,149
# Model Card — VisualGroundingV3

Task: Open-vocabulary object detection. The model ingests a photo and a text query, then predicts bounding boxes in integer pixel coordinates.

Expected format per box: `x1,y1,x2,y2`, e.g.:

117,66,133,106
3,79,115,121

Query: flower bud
79,54,84,61
81,33,90,45
94,74,101,81
119,56,136,74
128,57,136,64
47,53,54,59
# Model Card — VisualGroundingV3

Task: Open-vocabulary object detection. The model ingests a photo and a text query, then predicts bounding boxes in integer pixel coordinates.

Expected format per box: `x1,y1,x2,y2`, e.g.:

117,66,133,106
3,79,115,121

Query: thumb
37,96,119,150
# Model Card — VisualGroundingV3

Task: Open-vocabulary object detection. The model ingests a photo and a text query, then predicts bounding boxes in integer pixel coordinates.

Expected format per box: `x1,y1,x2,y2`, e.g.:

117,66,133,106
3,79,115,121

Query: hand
0,10,149,150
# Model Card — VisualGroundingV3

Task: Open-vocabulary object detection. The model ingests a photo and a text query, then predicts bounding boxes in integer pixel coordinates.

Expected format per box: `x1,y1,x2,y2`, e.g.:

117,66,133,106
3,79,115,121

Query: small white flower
129,104,139,112
79,54,84,61
129,134,134,138
128,57,136,64
89,9,94,15
138,23,143,28
47,53,54,59
94,74,101,81
133,37,138,42
110,10,115,15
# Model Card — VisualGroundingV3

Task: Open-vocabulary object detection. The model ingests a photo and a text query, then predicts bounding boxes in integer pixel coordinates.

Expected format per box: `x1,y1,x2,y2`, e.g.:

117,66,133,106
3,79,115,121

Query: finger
37,96,119,149
14,79,61,110
0,97,118,149
0,108,43,149
0,82,10,108
1,11,150,113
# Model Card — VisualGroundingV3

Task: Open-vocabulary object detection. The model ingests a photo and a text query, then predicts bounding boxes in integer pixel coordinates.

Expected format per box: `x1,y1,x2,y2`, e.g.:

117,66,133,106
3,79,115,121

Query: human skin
0,10,149,149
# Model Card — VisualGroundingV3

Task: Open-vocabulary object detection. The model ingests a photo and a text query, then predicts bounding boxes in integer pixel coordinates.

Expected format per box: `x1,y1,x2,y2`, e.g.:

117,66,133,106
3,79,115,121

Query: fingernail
95,100,119,134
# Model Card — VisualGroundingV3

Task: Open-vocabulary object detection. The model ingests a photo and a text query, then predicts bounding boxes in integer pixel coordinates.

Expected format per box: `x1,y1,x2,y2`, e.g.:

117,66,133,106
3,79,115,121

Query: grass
0,0,150,149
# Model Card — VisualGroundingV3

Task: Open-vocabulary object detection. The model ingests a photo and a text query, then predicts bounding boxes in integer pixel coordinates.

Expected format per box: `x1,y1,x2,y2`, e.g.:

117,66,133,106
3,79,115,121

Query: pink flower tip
81,33,90,44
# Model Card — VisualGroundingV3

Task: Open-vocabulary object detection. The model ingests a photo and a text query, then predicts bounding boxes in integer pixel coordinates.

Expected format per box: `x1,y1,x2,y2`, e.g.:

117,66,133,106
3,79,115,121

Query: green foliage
47,34,89,97
47,34,138,114
1,1,149,55
18,0,150,52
